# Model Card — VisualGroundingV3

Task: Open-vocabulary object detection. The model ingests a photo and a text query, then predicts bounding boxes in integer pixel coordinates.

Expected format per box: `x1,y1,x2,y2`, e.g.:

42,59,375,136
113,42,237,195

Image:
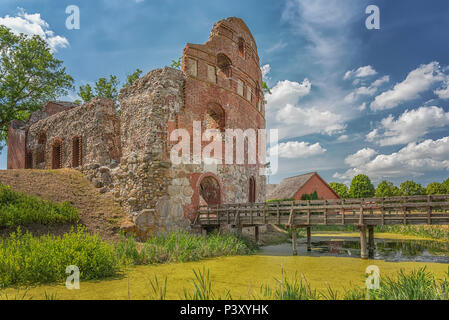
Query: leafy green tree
329,183,349,198
78,69,142,107
375,180,400,197
426,182,447,195
349,174,375,198
442,178,449,194
400,180,425,196
79,75,119,105
0,26,74,145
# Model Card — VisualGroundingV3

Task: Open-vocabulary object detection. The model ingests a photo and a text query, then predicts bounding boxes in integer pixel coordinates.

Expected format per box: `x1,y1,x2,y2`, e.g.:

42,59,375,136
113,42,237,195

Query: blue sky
1,0,449,188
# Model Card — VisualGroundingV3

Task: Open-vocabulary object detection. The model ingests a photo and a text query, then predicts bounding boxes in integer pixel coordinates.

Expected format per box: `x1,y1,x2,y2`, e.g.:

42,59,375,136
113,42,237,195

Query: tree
0,26,74,145
78,69,142,107
442,178,449,194
426,182,446,195
329,183,349,198
375,180,400,197
349,174,375,198
262,81,271,95
79,75,119,105
400,180,425,196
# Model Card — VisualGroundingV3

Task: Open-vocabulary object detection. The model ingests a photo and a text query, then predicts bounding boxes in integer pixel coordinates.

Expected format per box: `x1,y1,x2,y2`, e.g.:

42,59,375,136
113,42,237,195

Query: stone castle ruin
7,17,266,237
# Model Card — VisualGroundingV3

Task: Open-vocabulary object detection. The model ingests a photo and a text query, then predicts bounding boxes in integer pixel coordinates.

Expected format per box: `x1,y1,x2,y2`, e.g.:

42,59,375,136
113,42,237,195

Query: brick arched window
238,37,245,58
37,131,47,164
217,53,232,79
25,151,33,169
205,103,225,132
52,138,63,169
249,176,256,203
72,136,82,168
199,176,221,206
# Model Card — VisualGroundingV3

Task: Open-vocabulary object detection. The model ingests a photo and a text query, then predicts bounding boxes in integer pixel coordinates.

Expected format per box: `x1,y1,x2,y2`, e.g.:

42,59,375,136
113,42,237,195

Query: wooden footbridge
194,195,449,259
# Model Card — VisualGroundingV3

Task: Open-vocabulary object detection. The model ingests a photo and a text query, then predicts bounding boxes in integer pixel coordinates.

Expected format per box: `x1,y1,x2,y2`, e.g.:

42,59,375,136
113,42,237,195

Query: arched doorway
52,139,62,169
199,176,221,206
248,176,256,203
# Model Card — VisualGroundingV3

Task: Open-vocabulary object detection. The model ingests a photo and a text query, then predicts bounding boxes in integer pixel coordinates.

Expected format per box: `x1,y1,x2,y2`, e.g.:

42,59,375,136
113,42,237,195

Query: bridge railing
195,195,449,227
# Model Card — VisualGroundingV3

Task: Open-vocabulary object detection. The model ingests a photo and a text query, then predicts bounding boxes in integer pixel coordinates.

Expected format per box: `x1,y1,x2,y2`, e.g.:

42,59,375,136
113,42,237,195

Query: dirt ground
0,169,127,241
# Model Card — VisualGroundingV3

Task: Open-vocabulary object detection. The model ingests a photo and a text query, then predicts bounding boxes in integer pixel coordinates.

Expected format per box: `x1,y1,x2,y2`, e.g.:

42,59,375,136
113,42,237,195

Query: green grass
0,229,255,288
116,231,256,266
0,227,119,288
0,184,78,227
375,225,449,240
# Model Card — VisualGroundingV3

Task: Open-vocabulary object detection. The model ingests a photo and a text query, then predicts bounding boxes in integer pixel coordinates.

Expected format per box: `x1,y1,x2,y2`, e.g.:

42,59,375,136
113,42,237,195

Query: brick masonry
6,17,266,238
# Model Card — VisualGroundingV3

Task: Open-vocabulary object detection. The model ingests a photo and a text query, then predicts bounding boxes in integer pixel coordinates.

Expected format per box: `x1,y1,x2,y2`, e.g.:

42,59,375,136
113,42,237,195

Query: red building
267,172,340,201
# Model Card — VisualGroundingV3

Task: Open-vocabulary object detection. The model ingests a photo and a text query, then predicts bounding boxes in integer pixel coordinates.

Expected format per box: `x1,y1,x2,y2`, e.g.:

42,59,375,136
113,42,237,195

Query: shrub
0,228,119,287
0,184,78,227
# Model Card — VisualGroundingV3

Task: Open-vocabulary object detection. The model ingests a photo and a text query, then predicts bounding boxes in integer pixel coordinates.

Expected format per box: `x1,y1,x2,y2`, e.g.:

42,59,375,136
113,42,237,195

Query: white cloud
344,148,377,167
435,79,449,99
0,8,69,52
267,79,311,107
370,62,445,111
366,106,449,146
334,137,449,182
337,135,349,142
344,65,377,80
371,75,390,88
270,141,326,159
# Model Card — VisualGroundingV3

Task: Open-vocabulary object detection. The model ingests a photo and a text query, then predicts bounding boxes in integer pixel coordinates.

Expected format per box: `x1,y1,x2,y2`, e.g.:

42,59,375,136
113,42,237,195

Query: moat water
262,235,449,264
5,233,449,300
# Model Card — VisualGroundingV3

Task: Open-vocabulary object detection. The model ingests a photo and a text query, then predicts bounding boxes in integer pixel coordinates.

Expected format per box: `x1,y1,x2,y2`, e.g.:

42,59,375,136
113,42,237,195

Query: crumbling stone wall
26,98,121,169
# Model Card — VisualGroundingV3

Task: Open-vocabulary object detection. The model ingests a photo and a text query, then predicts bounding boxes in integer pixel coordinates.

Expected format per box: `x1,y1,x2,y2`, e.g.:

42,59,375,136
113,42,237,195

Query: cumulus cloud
435,79,449,99
366,106,449,146
334,137,449,182
0,8,69,52
344,65,377,80
269,141,326,159
344,148,377,167
370,62,445,111
265,78,346,138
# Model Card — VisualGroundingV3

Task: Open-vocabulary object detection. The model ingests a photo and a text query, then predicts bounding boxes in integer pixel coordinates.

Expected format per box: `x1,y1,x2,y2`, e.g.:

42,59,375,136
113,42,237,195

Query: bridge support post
292,226,298,256
360,225,368,259
368,226,375,258
254,226,260,245
307,226,312,252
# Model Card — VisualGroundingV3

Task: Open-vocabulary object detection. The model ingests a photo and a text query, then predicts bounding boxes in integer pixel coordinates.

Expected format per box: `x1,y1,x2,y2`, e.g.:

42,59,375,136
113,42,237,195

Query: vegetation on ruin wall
0,229,254,287
0,184,79,227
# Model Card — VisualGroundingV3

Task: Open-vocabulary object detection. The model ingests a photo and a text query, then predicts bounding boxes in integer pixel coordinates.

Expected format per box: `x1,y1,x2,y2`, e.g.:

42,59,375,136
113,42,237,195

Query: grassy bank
0,229,255,288
117,231,255,266
0,183,78,227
